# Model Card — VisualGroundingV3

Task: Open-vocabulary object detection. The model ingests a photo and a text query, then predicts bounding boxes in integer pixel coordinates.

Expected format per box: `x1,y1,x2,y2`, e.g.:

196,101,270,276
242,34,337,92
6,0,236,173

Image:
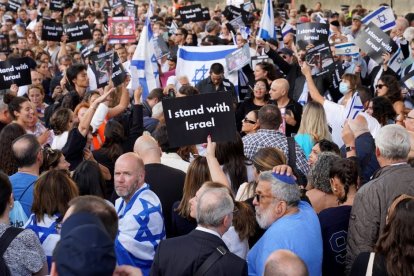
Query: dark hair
209,63,224,75
177,27,188,38
371,97,397,126
258,104,281,129
178,85,199,97
147,88,164,101
357,85,373,108
68,195,119,240
12,134,41,168
98,120,124,162
40,147,64,173
5,95,30,120
252,78,271,101
379,75,402,103
72,160,106,198
0,123,26,175
49,108,72,135
317,139,341,155
31,170,79,221
66,64,87,88
215,133,249,193
0,172,12,216
256,62,281,81
329,158,358,203
152,123,179,153
375,195,414,276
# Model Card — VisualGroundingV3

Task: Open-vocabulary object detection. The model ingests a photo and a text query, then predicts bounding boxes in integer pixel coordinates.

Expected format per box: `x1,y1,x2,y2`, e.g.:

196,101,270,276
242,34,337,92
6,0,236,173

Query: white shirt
160,152,189,173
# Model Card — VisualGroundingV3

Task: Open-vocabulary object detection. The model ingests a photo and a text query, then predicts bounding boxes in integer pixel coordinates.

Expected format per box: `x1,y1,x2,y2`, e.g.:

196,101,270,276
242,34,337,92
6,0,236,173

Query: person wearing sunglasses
241,110,259,135
375,75,405,124
247,171,322,276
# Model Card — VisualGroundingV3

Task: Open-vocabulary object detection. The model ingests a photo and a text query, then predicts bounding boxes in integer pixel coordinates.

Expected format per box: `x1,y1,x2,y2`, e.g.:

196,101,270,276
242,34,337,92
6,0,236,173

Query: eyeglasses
175,33,183,36
281,55,288,59
375,84,387,89
243,117,256,124
405,115,414,120
254,193,276,203
254,84,266,89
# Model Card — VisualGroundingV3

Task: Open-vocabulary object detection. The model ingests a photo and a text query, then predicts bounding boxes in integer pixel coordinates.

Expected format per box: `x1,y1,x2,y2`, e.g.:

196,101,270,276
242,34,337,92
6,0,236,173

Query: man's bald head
133,134,161,164
348,114,369,137
273,79,289,93
264,249,309,276
12,134,42,168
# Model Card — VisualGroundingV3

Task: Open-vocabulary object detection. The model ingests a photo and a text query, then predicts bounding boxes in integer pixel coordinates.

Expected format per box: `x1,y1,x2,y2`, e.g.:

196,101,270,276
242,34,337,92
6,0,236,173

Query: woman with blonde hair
295,101,331,158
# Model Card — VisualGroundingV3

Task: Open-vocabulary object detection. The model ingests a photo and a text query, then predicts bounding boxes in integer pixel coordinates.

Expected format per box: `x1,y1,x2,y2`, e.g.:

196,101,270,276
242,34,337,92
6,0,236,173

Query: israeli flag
130,3,160,99
362,6,396,32
388,47,404,75
176,45,238,86
335,42,360,56
257,0,275,40
281,23,294,38
239,26,251,40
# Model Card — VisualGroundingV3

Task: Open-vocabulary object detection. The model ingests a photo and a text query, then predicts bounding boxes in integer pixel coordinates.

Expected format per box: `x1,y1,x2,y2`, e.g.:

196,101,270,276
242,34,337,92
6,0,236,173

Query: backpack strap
194,246,227,276
17,181,36,201
0,227,24,256
287,137,297,169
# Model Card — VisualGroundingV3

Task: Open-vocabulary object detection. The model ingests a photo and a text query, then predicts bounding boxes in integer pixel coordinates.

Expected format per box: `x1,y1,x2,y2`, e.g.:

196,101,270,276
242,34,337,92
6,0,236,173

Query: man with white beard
247,172,323,276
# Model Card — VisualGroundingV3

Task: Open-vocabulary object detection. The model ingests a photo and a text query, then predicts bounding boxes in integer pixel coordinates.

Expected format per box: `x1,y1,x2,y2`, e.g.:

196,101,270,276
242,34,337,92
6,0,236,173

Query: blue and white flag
281,23,295,38
335,42,360,56
388,47,404,75
362,6,396,32
176,45,238,86
257,0,275,40
129,3,160,99
239,26,251,40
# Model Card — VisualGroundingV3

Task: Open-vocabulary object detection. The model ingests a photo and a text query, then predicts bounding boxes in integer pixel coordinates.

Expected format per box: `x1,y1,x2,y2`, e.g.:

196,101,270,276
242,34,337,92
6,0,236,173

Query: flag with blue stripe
281,23,294,37
335,42,360,56
388,47,404,75
257,0,275,40
176,45,238,87
130,3,160,99
361,6,396,32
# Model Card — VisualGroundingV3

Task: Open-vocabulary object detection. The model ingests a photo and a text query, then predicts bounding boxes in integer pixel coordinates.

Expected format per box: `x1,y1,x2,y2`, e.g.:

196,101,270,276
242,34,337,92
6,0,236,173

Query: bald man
134,135,185,238
114,153,165,275
269,79,303,136
264,250,309,276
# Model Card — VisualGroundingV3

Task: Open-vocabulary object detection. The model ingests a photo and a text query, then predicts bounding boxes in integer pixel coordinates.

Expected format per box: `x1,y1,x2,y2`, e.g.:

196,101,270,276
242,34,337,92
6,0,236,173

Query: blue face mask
339,82,349,94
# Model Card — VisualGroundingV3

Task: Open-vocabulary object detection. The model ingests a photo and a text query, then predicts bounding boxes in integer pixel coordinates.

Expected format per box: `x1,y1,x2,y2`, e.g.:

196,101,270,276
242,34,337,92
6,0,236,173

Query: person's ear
375,147,381,158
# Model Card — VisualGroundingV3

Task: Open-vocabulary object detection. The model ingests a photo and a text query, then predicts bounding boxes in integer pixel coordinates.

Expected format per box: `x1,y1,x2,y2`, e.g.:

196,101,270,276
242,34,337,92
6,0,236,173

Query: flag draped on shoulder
257,0,275,40
130,3,160,99
361,6,396,32
176,45,238,87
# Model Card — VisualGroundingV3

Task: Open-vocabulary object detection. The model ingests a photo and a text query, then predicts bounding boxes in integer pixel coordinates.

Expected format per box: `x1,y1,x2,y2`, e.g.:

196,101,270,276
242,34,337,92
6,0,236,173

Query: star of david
397,58,403,64
377,14,387,24
192,64,208,85
133,198,165,248
345,48,351,54
151,54,159,78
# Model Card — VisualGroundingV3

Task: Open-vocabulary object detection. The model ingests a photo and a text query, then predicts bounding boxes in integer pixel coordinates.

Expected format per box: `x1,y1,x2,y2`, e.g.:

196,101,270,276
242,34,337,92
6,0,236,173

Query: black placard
162,93,237,147
354,22,398,65
111,52,126,87
296,23,329,50
64,21,92,43
0,57,32,89
0,34,10,54
41,20,64,41
178,4,205,24
50,0,63,11
326,61,345,91
305,42,334,76
80,41,95,58
202,7,210,21
6,0,21,12
223,5,251,25
153,36,169,60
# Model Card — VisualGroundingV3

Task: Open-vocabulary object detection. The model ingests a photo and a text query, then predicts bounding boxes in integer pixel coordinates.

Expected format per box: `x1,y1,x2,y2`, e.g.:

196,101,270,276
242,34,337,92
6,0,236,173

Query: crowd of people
0,0,414,275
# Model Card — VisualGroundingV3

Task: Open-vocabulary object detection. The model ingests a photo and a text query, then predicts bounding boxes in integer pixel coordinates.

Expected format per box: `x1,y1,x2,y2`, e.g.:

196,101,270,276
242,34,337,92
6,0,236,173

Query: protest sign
305,42,334,76
107,0,123,9
124,5,137,18
50,0,63,11
90,51,113,88
6,0,20,12
41,20,64,41
0,57,32,89
202,7,210,21
223,5,251,25
162,93,236,147
64,21,92,42
178,4,205,24
90,51,126,88
326,61,345,91
107,17,136,44
153,36,169,60
354,22,398,64
229,16,245,32
225,44,250,73
80,41,95,58
0,34,10,54
296,23,329,50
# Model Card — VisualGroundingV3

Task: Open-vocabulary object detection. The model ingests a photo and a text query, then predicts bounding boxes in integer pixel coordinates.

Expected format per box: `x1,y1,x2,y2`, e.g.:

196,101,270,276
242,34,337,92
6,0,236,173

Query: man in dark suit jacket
151,185,247,276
